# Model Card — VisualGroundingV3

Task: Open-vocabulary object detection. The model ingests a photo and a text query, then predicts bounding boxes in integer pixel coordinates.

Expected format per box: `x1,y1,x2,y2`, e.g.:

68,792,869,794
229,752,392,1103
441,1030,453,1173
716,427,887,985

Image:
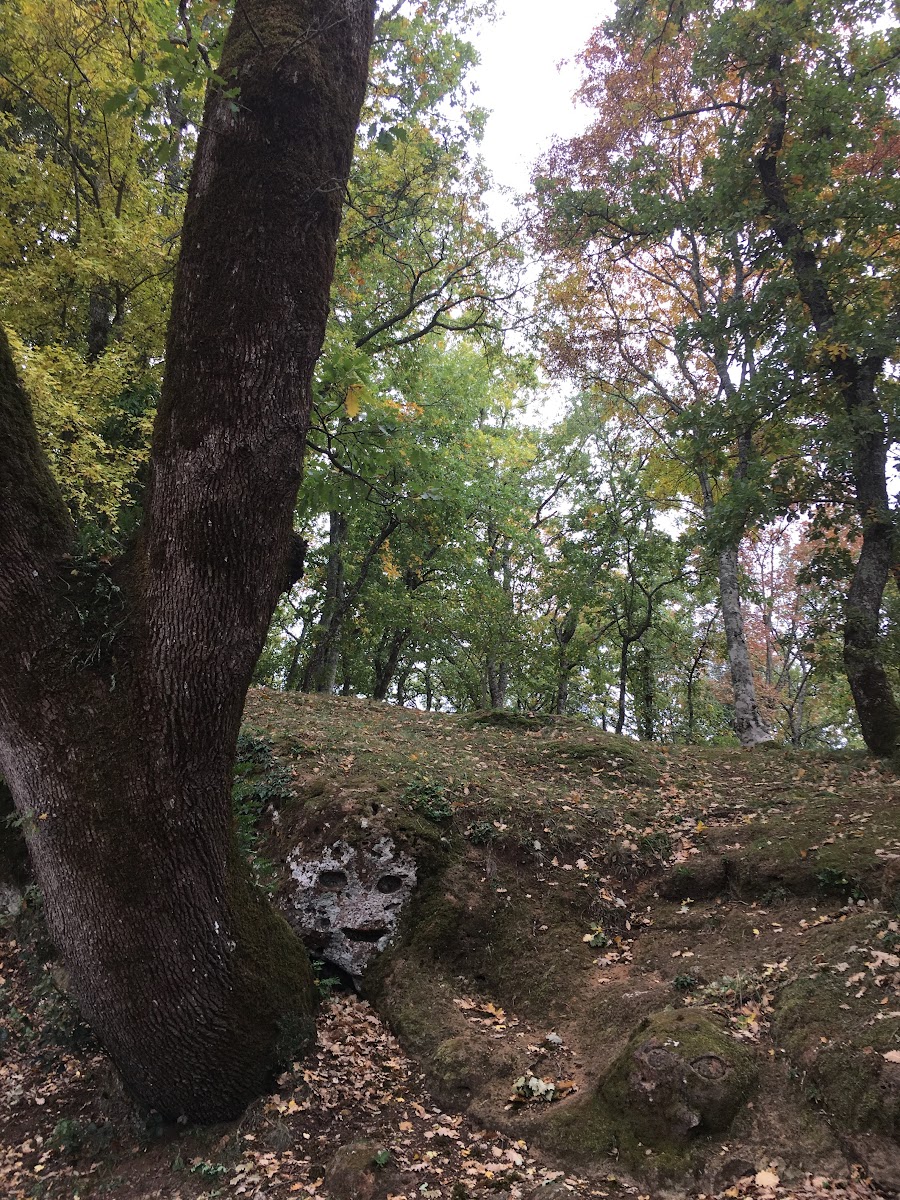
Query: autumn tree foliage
533,0,900,754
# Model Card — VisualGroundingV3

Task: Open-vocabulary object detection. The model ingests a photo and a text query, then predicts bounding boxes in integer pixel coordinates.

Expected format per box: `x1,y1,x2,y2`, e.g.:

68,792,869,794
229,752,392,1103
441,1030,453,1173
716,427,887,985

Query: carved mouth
341,927,389,943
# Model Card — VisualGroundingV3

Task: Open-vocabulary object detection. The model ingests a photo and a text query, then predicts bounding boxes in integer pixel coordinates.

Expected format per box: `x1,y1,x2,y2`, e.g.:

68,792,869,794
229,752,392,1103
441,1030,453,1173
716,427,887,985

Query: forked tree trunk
0,0,375,1122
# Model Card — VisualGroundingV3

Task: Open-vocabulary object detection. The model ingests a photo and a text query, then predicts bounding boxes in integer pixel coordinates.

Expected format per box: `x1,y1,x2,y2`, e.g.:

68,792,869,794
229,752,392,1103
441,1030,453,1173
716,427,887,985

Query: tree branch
0,328,73,637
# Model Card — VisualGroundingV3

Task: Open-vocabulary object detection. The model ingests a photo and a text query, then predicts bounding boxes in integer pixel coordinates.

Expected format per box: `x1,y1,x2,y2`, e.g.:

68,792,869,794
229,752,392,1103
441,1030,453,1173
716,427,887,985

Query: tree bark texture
0,0,375,1122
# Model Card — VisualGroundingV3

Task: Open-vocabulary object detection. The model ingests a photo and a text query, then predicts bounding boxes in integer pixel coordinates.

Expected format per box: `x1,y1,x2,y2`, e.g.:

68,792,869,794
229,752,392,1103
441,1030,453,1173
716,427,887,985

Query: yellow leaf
345,382,365,419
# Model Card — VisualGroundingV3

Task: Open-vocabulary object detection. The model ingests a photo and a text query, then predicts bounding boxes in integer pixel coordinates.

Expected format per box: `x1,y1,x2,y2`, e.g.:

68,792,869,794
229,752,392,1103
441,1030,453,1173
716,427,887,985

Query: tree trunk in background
841,363,900,755
395,666,411,707
0,0,375,1122
373,628,409,701
0,774,28,900
484,526,511,709
302,511,347,693
486,657,508,709
756,52,900,755
556,671,570,716
698,452,772,750
634,643,654,741
718,543,773,748
299,513,399,694
554,607,578,715
615,636,632,735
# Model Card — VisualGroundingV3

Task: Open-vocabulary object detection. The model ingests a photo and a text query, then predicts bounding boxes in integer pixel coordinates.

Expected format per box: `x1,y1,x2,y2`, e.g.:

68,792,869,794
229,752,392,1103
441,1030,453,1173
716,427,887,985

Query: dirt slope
2,691,899,1199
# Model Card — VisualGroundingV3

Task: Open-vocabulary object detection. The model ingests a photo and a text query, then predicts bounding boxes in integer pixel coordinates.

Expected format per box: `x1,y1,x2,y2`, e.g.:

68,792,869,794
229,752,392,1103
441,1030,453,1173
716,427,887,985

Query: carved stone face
285,836,416,980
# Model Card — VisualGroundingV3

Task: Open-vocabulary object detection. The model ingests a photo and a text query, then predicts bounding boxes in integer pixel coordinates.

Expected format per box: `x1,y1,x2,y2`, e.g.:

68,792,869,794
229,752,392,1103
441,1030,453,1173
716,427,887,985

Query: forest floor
1,692,899,1200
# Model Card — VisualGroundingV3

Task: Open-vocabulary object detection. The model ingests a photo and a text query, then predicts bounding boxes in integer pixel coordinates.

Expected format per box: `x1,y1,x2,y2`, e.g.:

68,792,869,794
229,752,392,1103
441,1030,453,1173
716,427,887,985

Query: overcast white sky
470,2,612,203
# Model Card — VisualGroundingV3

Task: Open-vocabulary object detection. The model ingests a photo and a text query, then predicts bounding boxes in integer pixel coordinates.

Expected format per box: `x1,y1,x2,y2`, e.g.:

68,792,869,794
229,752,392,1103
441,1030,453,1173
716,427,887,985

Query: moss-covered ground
2,691,899,1198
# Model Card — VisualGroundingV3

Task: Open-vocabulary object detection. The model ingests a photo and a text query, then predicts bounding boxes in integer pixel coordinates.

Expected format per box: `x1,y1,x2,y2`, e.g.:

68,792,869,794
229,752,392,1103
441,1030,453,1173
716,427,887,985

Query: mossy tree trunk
0,0,375,1122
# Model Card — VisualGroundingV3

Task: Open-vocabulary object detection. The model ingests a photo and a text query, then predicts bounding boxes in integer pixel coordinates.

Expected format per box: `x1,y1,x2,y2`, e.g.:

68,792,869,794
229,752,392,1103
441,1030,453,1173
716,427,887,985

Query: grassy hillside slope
1,691,899,1199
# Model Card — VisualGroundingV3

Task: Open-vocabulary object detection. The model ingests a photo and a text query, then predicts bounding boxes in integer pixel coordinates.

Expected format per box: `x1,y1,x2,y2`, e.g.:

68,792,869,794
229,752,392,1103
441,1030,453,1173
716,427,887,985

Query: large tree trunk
0,0,375,1123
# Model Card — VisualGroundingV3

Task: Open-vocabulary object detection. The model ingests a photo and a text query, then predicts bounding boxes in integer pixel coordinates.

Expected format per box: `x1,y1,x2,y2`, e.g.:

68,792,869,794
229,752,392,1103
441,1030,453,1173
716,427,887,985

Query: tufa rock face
284,836,416,980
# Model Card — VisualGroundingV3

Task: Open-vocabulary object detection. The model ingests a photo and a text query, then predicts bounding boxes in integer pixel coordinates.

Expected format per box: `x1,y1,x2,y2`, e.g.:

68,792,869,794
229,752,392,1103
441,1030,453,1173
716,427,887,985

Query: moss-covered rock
600,1009,758,1145
541,1009,758,1178
774,974,900,1141
324,1141,395,1200
431,1033,518,1105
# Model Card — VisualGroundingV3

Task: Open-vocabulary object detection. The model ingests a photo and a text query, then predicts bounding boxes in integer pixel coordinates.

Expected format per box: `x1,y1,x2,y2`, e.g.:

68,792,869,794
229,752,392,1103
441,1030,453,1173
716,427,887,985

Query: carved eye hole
319,869,348,890
377,874,403,894
690,1054,728,1080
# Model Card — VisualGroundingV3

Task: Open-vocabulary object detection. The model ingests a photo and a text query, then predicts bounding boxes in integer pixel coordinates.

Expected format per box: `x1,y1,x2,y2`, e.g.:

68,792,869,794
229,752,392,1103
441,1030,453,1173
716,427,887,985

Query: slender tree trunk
635,643,654,741
698,456,772,749
301,513,399,692
615,636,632,735
718,544,773,747
484,526,511,709
0,0,375,1122
684,614,714,744
554,607,578,715
302,511,347,692
284,631,308,690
